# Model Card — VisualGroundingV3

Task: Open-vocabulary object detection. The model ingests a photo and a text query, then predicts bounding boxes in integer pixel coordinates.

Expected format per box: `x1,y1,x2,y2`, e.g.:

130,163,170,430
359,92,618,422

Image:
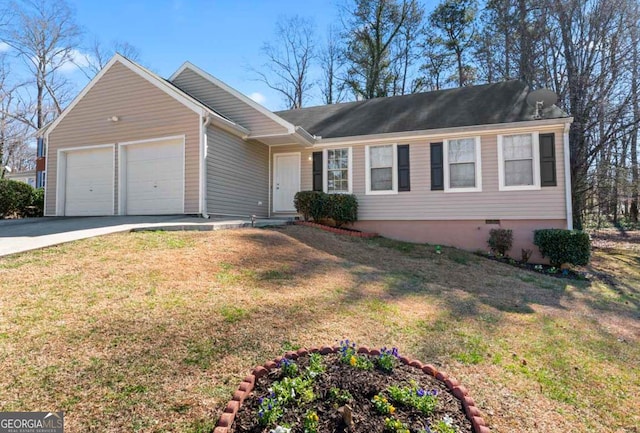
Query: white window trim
365,144,398,195
323,147,353,194
497,132,541,191
443,136,482,193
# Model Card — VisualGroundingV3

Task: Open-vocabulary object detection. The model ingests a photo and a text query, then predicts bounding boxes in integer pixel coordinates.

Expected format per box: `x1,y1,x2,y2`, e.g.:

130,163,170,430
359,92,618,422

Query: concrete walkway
0,215,290,257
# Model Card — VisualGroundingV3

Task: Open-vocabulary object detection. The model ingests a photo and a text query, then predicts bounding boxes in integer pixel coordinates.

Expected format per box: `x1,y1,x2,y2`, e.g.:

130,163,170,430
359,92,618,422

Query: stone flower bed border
215,345,490,433
294,221,379,239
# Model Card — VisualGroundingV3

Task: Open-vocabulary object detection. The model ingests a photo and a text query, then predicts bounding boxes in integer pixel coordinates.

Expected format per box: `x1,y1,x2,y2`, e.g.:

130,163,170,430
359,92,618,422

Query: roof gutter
208,112,250,139
246,126,319,147
314,117,574,146
290,126,318,147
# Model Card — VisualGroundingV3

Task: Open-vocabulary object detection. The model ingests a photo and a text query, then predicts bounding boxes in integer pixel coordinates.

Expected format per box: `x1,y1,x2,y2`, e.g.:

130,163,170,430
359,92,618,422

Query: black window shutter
539,133,557,187
397,144,410,192
312,151,323,191
431,142,444,191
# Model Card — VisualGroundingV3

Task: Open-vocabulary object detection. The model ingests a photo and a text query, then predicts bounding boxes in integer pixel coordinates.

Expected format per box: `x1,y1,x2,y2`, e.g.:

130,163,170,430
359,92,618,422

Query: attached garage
58,145,114,216
119,137,185,215
43,55,205,217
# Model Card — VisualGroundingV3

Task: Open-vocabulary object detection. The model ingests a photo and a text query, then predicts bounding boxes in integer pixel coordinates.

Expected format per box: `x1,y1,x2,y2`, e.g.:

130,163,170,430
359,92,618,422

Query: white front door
273,153,300,212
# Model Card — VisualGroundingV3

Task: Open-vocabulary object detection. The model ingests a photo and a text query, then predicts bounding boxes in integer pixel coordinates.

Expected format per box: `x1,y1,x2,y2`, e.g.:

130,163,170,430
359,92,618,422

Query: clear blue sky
66,0,345,110
65,0,438,110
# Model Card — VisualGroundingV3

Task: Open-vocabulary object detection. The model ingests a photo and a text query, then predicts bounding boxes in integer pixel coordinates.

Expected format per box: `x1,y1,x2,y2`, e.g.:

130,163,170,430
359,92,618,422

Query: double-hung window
498,133,540,191
366,144,397,194
443,137,482,192
324,148,352,193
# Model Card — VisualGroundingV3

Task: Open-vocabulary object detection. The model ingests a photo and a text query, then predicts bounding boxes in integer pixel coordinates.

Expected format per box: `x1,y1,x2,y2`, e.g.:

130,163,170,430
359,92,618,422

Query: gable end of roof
42,54,207,138
170,62,296,133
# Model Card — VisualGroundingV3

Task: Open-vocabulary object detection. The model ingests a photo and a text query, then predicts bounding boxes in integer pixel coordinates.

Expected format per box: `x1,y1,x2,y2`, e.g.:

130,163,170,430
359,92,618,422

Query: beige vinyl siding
46,62,201,216
271,125,567,220
206,126,269,217
172,68,288,136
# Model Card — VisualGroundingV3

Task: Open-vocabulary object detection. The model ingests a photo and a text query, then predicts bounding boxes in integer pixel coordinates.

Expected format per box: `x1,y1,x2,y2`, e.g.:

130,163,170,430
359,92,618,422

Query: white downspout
268,145,272,218
563,122,573,230
201,114,213,218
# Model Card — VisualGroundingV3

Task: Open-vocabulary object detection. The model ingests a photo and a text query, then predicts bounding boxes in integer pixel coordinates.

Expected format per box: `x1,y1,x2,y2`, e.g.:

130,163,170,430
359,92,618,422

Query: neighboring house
5,169,37,188
39,54,573,258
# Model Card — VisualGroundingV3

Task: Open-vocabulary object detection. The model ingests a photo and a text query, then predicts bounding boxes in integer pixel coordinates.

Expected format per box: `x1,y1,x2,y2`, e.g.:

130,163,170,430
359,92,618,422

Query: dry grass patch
0,226,638,433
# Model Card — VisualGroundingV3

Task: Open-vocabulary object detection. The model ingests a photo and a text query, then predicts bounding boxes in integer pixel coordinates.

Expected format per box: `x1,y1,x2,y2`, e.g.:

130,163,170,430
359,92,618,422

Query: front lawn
0,226,638,432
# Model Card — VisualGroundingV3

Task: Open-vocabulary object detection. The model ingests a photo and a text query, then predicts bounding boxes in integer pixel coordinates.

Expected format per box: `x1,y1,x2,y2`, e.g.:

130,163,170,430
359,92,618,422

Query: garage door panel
127,142,182,161
64,147,114,216
64,199,113,216
126,180,182,196
124,198,183,215
123,139,184,215
127,161,183,181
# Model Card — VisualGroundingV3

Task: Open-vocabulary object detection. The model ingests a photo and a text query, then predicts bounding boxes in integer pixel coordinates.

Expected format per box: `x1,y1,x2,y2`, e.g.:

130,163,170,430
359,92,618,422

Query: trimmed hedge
533,229,591,267
293,190,358,228
487,228,513,256
326,193,358,228
0,179,40,218
294,191,327,222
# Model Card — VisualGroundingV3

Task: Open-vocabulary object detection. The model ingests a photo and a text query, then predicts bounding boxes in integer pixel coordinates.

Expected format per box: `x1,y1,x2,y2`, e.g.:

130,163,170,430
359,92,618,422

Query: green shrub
0,179,36,218
27,188,44,217
533,229,591,267
294,191,327,222
309,193,329,222
488,228,513,256
326,194,358,228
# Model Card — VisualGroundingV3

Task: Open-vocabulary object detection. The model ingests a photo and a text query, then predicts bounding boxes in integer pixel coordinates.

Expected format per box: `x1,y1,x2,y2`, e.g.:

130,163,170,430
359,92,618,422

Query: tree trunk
631,21,639,223
456,48,464,86
518,0,530,84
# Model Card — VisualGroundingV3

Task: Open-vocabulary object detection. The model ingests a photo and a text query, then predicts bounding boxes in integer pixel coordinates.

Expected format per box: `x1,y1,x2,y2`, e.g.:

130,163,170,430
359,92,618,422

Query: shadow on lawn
266,226,576,319
586,250,640,321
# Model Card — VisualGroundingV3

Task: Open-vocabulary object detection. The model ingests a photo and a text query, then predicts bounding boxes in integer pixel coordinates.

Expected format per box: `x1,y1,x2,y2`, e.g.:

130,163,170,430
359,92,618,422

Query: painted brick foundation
354,219,567,263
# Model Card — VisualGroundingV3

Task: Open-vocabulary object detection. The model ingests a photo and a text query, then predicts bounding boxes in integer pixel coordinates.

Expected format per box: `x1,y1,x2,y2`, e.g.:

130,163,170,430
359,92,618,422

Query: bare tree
429,0,477,87
546,0,636,228
78,38,141,79
253,15,315,109
479,0,517,81
1,0,81,130
0,55,30,178
319,26,347,105
342,0,414,99
391,0,424,95
629,1,640,223
418,31,455,90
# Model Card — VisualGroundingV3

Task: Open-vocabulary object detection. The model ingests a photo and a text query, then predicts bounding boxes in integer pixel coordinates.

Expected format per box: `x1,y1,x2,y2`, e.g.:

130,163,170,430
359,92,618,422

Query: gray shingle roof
275,80,569,139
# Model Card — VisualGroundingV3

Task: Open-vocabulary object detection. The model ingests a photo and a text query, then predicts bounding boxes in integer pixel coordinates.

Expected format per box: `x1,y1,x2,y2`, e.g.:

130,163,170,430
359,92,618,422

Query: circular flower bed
216,342,489,433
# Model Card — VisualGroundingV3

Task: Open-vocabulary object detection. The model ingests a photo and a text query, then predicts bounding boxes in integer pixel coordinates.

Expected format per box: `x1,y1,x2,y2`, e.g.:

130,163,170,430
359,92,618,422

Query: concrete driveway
0,215,288,257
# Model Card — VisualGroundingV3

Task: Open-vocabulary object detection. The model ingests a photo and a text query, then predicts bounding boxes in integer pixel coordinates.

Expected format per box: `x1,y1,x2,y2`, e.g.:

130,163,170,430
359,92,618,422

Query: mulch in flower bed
293,221,379,239
227,347,480,433
478,254,588,281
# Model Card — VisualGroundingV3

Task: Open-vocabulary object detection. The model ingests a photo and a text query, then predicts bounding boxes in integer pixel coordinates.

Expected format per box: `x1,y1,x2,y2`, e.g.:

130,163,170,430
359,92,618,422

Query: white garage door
64,147,114,216
123,139,184,215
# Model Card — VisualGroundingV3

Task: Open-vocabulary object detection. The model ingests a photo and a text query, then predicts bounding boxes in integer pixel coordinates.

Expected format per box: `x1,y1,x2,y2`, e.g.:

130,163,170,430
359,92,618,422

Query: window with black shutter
312,151,323,191
430,142,444,191
397,144,410,192
539,133,557,187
